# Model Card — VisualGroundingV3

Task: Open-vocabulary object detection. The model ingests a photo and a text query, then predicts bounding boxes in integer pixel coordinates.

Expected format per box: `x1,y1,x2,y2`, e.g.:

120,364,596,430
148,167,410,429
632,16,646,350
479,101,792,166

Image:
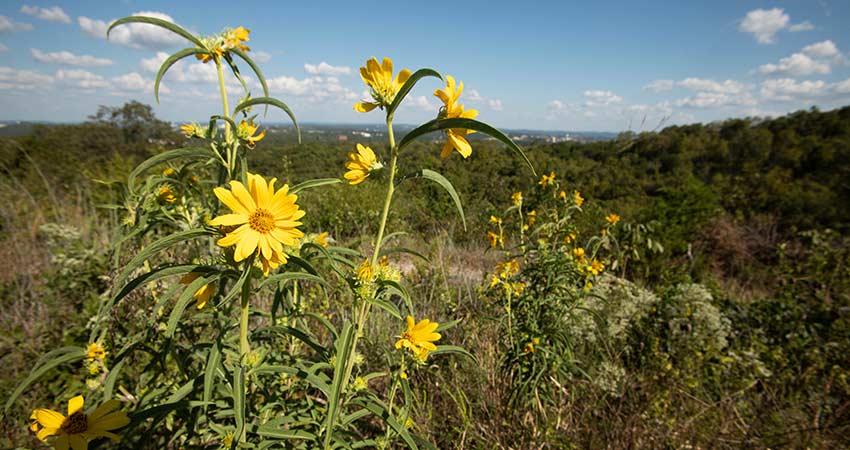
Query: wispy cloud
79,11,185,50
31,48,113,67
20,5,71,24
0,15,34,33
738,8,812,44
304,62,352,76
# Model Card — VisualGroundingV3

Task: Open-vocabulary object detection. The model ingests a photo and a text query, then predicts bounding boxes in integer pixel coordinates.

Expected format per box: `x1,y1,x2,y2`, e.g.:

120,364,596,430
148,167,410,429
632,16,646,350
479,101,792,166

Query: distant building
338,135,348,141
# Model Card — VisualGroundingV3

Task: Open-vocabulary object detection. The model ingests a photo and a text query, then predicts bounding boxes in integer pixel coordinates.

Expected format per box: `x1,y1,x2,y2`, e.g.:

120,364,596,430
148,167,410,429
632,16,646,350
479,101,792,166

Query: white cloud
404,95,434,112
467,89,484,101
677,78,747,94
488,99,503,111
20,5,70,24
547,100,567,111
0,15,34,33
675,92,755,109
31,48,113,67
140,52,170,73
760,78,831,101
584,90,622,106
55,69,109,89
111,72,164,93
834,77,850,94
304,62,352,76
0,66,53,90
802,40,839,58
267,74,357,103
252,51,271,63
0,43,7,53
758,52,830,76
643,79,674,92
788,21,814,32
79,11,184,50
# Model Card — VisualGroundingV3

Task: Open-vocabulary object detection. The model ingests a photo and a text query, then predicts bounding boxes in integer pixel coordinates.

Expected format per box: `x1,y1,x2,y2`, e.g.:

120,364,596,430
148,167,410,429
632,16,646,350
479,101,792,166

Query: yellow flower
85,343,105,362
29,395,129,449
180,122,205,138
538,171,555,187
564,232,576,244
158,185,176,203
221,433,234,449
486,230,502,248
434,75,478,159
489,215,502,225
354,57,411,112
523,342,535,354
224,26,250,51
511,192,523,206
496,259,520,278
559,190,567,200
601,228,607,236
527,210,537,226
510,282,526,295
395,316,441,362
605,213,620,225
344,144,382,185
573,247,585,259
236,120,265,148
209,173,305,273
489,274,500,288
356,259,375,282
573,190,584,207
314,231,329,247
179,272,217,309
196,46,224,63
589,259,605,276
162,167,175,177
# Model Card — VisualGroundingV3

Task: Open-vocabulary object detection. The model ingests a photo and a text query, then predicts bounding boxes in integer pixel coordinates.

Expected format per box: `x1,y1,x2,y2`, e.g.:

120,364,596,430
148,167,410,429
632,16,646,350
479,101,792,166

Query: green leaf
430,345,477,363
203,340,222,412
388,68,442,118
251,364,330,395
233,97,300,144
115,228,214,288
377,280,413,314
230,48,270,100
368,296,401,320
289,177,343,194
398,118,536,176
323,322,356,448
256,427,317,440
210,115,240,135
358,400,419,450
155,48,207,103
253,325,329,357
5,347,86,412
378,246,429,263
108,264,211,312
412,169,466,230
108,16,203,48
435,319,462,332
233,366,246,446
127,400,190,426
128,147,213,193
102,359,125,402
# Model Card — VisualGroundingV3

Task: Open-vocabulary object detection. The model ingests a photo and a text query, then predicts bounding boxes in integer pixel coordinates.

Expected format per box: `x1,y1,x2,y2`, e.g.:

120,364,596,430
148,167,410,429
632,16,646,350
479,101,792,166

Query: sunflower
209,173,304,273
236,120,265,148
605,213,620,224
29,395,129,450
354,57,411,112
395,316,441,362
343,144,382,185
434,75,478,158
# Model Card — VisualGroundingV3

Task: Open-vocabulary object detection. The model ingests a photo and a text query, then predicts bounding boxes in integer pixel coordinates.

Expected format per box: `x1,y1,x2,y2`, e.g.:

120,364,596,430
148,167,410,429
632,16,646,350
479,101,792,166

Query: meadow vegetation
1,17,850,450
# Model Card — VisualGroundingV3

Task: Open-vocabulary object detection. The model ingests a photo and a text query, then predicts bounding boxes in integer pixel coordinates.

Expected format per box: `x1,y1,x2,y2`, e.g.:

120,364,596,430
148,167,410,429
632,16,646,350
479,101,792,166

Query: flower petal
217,224,250,247
213,187,250,215
229,180,257,212
68,396,84,415
354,102,378,113
89,400,121,421
89,411,130,431
36,426,59,442
234,229,260,262
208,214,248,227
34,408,65,429
448,132,472,158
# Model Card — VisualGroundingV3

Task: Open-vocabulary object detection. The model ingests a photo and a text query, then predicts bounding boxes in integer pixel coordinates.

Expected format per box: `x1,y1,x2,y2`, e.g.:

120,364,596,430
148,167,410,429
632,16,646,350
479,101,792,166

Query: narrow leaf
233,97,300,143
388,68,442,117
420,169,466,230
5,348,85,412
115,228,214,288
230,48,270,99
128,147,212,193
398,118,536,176
289,177,343,194
155,48,207,103
107,16,204,48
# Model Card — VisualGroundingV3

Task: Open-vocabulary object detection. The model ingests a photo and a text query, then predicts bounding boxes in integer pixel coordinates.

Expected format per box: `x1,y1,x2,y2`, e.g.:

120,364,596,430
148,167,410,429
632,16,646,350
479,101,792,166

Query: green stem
215,59,234,176
238,268,252,444
371,115,397,267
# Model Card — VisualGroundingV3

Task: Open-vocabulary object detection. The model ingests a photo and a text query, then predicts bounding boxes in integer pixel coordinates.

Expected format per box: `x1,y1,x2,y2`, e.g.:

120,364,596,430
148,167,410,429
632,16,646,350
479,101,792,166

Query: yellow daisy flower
344,144,382,185
29,395,129,450
224,26,250,51
395,316,441,362
209,173,305,269
236,120,265,148
158,185,177,203
314,231,329,247
538,171,555,187
573,190,584,207
85,343,105,362
434,75,478,158
605,213,620,224
179,272,217,309
354,57,411,112
511,192,523,206
486,230,501,248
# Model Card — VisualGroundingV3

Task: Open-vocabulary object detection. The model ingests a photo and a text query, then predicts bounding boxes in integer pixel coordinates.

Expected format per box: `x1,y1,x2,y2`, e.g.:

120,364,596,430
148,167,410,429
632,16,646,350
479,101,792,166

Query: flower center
248,208,275,234
61,411,88,435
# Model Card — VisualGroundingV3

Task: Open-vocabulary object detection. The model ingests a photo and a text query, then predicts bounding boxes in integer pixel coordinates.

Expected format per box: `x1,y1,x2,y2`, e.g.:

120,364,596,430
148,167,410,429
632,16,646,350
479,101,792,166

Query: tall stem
371,114,397,267
215,58,234,175
237,269,252,445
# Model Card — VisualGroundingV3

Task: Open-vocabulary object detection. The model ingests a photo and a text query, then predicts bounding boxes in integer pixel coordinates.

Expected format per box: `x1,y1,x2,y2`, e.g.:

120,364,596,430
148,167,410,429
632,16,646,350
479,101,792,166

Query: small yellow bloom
209,173,305,273
601,228,607,236
589,259,605,276
221,433,234,449
236,120,265,148
224,26,250,51
510,281,526,295
538,171,555,187
180,122,205,138
573,190,584,207
486,230,502,248
523,342,535,354
179,272,217,309
434,75,478,159
489,215,502,225
605,213,620,224
489,274,500,288
158,185,176,203
356,259,375,282
196,46,224,63
314,231,329,247
559,190,567,200
344,144,382,185
573,247,585,259
86,343,106,362
495,259,520,279
395,316,441,362
354,57,411,112
29,395,129,448
511,192,523,206
527,210,537,226
162,167,176,177
565,232,576,244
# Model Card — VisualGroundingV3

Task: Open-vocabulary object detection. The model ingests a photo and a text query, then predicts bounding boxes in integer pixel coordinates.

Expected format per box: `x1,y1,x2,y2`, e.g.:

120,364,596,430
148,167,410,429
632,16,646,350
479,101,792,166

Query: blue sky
1,1,849,131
